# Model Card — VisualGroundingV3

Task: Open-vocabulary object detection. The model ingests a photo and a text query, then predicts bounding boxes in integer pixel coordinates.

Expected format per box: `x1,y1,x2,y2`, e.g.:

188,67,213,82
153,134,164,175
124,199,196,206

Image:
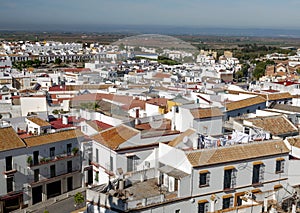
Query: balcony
28,152,80,168
3,164,18,177
28,167,81,185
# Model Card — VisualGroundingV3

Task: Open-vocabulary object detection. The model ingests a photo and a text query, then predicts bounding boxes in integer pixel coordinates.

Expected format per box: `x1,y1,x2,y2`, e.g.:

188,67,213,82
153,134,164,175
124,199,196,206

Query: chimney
62,115,68,125
118,179,124,190
135,108,140,118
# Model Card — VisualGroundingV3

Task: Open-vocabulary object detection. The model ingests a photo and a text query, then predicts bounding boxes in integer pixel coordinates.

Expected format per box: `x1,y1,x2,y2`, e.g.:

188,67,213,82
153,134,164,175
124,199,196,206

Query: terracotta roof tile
135,119,171,131
24,129,84,147
226,90,292,102
153,72,171,79
91,124,140,150
0,127,26,151
27,117,51,127
245,115,298,136
186,140,289,167
190,107,223,119
225,96,266,111
146,98,168,107
286,136,300,149
86,120,113,132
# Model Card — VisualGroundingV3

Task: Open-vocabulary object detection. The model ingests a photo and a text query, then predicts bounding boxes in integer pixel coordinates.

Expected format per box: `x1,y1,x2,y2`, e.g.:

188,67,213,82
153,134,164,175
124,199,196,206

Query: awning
125,153,136,157
224,166,235,170
253,161,263,165
276,158,285,161
274,184,283,190
198,199,208,204
251,189,262,193
199,170,209,174
222,194,233,199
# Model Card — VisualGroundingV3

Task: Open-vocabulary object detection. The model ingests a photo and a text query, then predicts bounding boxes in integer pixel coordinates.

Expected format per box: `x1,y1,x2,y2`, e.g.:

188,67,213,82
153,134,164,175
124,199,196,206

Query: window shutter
259,165,264,182
206,172,210,185
281,161,285,172
231,170,237,188
205,202,209,212
230,197,234,207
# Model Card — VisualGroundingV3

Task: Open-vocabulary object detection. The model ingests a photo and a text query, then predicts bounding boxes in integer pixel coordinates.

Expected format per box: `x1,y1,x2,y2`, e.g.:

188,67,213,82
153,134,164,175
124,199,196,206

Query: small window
67,143,72,156
222,197,233,209
276,159,285,173
198,201,209,213
244,127,250,135
50,147,55,159
5,156,13,171
199,171,210,187
175,210,180,213
224,167,236,190
252,163,264,184
96,148,99,163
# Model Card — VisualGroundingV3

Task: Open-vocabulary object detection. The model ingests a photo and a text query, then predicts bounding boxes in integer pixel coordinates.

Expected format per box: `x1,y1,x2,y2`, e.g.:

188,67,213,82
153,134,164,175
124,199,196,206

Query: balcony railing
29,152,79,168
3,164,18,177
28,166,80,184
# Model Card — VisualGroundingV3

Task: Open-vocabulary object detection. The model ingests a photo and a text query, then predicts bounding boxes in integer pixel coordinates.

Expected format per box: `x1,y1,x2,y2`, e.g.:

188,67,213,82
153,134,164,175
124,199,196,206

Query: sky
1,0,300,31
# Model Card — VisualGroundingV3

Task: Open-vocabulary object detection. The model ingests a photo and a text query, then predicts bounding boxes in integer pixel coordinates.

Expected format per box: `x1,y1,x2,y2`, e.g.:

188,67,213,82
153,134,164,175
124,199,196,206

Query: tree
74,192,84,208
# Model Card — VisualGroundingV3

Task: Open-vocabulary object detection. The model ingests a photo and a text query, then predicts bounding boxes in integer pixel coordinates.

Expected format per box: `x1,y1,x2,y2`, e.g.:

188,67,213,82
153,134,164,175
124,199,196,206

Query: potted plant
27,156,33,166
72,147,79,155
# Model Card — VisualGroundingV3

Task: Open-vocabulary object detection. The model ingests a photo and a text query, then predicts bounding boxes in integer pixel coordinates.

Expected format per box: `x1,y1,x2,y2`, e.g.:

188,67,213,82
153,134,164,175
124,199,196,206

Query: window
67,160,72,173
50,165,56,178
244,127,250,135
222,196,233,209
175,210,180,213
110,156,113,171
127,155,136,172
252,163,264,184
67,143,72,156
96,148,99,163
198,201,209,213
223,167,236,190
6,177,13,193
276,159,285,173
5,156,13,171
50,147,55,160
199,171,210,187
33,151,39,165
34,169,39,182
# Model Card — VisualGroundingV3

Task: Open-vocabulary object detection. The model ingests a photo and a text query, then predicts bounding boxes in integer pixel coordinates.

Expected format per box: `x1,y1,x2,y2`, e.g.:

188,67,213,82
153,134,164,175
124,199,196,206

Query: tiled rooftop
92,124,140,150
0,127,26,151
186,140,289,167
245,115,298,136
23,129,84,147
27,116,51,127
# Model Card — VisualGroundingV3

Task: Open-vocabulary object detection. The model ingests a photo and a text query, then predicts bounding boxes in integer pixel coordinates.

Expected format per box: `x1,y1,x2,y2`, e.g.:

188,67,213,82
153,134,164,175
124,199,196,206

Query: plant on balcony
40,158,46,163
72,147,79,155
27,156,33,166
44,210,49,213
40,157,50,164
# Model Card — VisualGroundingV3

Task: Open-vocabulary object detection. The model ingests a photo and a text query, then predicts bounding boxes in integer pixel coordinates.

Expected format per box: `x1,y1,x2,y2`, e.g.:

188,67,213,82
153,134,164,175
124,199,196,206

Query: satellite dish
183,136,189,143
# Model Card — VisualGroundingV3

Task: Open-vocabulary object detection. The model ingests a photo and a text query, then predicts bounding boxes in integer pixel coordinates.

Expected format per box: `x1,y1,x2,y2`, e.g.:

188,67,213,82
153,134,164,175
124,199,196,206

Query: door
67,177,73,192
32,186,42,204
